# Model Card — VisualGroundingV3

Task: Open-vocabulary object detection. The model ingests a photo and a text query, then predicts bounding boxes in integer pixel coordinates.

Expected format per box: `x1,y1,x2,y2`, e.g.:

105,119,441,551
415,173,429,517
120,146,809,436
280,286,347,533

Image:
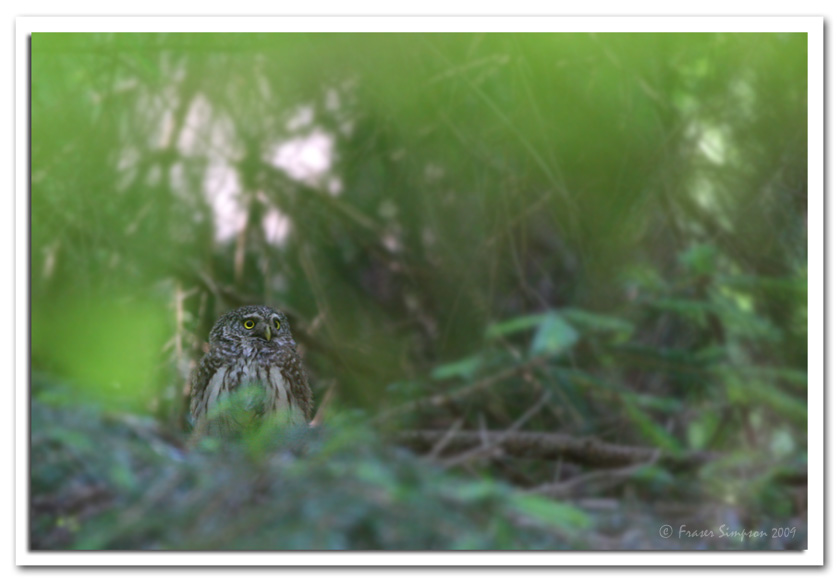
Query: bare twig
530,452,661,499
398,429,718,469
441,392,550,469
375,355,551,423
309,381,336,428
424,417,466,461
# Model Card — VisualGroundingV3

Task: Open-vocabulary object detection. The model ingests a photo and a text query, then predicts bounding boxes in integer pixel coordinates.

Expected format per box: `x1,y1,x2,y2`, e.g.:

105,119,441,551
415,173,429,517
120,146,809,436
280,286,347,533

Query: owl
189,305,313,431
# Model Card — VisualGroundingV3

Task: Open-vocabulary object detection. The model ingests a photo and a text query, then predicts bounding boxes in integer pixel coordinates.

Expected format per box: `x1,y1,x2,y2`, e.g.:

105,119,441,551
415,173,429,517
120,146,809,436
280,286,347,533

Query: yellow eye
274,319,282,330
243,319,255,330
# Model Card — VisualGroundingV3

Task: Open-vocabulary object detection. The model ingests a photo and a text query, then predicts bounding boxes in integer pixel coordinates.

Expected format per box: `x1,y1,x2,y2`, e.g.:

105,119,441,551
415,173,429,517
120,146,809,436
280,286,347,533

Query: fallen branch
441,393,550,469
397,429,718,469
531,454,660,499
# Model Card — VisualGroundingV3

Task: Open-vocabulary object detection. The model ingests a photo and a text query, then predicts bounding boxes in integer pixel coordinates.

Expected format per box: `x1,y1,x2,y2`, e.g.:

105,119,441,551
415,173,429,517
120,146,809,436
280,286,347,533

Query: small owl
189,305,312,431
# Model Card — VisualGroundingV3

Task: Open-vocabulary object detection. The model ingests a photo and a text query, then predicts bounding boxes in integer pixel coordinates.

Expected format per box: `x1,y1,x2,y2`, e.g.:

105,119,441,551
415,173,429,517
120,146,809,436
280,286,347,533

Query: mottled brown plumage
189,305,312,430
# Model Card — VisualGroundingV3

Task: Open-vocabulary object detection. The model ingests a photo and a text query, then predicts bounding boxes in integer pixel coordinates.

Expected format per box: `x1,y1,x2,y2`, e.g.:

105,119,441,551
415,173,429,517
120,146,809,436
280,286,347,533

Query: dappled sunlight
204,160,245,243
261,201,292,246
269,128,337,189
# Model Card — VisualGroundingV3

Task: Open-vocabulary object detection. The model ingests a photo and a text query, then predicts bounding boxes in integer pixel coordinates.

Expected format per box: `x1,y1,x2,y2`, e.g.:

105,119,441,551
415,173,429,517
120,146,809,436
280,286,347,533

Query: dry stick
424,417,466,461
399,429,716,469
174,282,195,405
441,392,550,469
189,264,263,307
175,281,184,363
375,355,551,423
530,452,661,499
299,244,336,346
234,221,247,285
309,381,336,428
478,412,489,448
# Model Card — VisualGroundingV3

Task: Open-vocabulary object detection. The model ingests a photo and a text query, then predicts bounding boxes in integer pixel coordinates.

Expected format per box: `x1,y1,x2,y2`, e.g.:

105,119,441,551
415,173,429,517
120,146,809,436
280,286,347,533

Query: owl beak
264,326,272,341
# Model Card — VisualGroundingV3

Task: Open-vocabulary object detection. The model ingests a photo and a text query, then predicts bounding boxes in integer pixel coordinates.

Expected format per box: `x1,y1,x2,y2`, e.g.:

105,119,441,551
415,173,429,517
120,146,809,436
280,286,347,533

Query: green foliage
32,296,169,413
509,493,591,531
485,314,548,340
529,313,580,357
31,394,585,550
431,354,484,381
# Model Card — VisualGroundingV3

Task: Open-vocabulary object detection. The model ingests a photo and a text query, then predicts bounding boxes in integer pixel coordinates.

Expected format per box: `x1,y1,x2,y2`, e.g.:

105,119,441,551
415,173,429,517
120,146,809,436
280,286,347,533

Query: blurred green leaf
449,478,501,503
687,411,719,450
738,381,808,426
530,313,579,357
485,313,549,339
431,355,483,381
32,294,169,412
770,429,796,457
679,244,719,276
622,396,683,454
510,493,591,531
559,307,635,338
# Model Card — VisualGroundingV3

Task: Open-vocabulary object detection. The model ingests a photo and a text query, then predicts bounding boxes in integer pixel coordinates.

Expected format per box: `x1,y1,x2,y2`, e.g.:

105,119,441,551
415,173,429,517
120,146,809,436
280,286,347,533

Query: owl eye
274,319,282,330
243,319,255,330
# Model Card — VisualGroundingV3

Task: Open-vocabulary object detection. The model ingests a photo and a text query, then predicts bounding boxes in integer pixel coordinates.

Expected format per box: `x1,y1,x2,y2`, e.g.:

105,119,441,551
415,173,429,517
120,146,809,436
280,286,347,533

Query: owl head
209,305,294,346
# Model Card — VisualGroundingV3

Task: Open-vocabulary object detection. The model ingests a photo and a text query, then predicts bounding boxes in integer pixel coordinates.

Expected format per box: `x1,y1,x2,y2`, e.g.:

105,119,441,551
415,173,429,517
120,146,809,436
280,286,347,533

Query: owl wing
189,348,229,422
276,345,313,421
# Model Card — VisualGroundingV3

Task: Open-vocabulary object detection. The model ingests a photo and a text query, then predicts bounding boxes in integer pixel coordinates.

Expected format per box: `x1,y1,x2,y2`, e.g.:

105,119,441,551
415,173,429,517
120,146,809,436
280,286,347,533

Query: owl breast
195,342,306,426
